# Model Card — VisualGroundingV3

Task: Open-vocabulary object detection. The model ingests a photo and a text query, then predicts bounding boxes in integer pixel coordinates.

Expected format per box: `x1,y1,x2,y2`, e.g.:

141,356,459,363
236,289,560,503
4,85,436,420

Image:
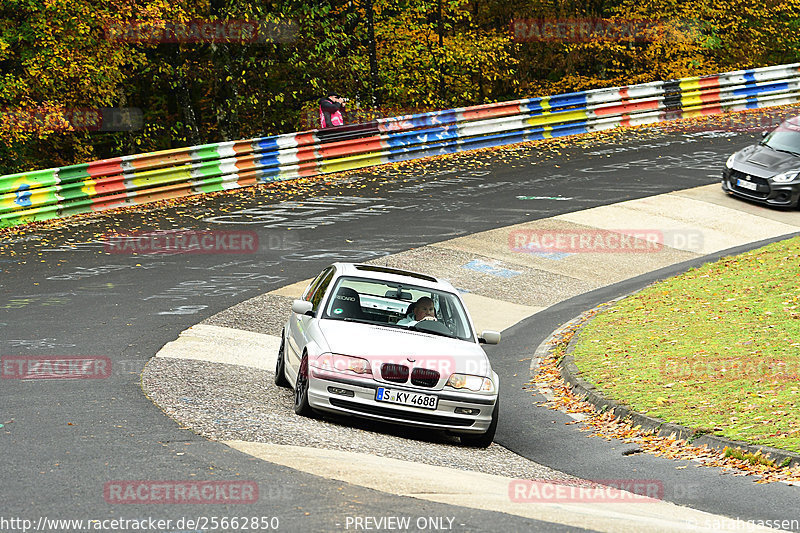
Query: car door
286,266,335,377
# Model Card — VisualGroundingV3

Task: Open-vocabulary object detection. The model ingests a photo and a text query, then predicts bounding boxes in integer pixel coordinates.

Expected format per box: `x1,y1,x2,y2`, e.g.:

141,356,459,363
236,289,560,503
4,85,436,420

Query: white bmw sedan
275,263,501,447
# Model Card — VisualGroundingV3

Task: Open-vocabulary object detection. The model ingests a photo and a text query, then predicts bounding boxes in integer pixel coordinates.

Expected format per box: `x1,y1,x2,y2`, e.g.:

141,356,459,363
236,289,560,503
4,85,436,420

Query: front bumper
307,369,497,435
722,169,800,208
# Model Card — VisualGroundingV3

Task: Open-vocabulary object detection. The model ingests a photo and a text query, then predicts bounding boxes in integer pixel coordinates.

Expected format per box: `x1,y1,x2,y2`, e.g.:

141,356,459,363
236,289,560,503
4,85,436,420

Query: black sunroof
354,264,438,283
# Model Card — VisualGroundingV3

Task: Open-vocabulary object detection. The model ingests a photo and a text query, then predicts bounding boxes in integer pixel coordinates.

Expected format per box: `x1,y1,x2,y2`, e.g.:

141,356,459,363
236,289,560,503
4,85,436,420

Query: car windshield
322,276,474,342
762,120,800,155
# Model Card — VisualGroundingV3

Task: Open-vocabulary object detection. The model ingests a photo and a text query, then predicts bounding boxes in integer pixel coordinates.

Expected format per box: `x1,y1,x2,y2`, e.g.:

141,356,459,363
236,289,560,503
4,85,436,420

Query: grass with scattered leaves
570,235,800,452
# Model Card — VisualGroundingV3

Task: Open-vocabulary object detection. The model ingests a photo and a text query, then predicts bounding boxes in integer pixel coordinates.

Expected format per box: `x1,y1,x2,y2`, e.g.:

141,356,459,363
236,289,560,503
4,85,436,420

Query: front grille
329,398,475,426
381,363,409,383
411,367,440,387
730,169,770,198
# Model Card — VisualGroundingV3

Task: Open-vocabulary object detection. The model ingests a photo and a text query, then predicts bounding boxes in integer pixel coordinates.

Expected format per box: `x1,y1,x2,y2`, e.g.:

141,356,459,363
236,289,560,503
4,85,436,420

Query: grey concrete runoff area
145,183,800,533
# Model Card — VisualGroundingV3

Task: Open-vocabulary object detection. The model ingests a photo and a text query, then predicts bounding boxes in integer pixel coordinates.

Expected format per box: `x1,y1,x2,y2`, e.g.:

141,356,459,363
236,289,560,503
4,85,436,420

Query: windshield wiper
339,317,382,326
763,143,800,156
409,324,457,339
338,317,416,331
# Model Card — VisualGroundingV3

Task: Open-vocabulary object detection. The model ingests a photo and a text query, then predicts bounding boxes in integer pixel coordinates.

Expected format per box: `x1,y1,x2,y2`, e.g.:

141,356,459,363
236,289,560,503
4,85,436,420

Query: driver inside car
397,296,436,326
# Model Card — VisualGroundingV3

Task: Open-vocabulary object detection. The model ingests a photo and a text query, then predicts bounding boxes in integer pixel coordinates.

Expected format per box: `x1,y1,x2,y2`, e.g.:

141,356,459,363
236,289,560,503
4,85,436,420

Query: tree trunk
438,0,444,102
175,75,200,147
366,0,380,106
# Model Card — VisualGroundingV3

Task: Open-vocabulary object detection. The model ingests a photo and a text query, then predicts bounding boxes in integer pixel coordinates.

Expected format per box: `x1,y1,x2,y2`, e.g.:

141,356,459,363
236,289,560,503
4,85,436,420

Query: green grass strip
570,235,800,452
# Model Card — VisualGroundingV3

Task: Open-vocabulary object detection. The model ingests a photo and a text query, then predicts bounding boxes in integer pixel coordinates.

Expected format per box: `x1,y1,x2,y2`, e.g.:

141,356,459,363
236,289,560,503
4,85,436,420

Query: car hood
732,143,800,177
316,319,491,376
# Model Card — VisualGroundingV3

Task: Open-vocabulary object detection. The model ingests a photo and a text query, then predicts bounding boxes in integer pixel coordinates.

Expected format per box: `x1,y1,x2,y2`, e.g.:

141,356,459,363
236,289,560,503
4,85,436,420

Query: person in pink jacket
319,92,347,128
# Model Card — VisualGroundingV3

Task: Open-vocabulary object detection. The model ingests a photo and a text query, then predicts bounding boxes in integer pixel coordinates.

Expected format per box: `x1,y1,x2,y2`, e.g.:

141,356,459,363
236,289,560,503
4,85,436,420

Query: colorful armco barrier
2,63,799,227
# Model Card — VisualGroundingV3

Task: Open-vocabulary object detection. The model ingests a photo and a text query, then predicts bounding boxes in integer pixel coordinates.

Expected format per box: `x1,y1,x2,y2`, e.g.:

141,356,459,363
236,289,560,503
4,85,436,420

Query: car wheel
461,397,498,448
274,334,290,388
294,353,316,417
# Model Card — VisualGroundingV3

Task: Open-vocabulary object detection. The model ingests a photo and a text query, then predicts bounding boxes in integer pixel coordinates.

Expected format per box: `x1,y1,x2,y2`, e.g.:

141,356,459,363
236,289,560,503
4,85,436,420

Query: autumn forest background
1,0,799,174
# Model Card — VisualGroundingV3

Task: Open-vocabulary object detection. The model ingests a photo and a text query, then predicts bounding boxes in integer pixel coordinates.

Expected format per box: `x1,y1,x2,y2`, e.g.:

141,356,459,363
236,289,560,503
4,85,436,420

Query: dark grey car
722,115,800,208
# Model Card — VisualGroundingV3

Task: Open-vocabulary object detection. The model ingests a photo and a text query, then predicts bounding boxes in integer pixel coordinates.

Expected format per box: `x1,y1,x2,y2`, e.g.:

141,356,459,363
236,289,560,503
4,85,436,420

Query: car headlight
446,373,495,392
771,170,800,183
316,353,372,375
725,154,736,169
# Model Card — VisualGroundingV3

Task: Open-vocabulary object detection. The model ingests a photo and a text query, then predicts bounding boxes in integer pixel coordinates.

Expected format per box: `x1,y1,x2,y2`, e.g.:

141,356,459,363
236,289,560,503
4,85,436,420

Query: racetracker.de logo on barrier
1,355,111,380
509,479,664,503
104,230,258,255
104,480,259,504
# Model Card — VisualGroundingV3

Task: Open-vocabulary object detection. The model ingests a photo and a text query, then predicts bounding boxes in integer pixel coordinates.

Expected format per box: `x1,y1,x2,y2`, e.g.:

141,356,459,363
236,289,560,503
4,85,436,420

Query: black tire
461,397,498,448
274,335,290,388
294,353,316,417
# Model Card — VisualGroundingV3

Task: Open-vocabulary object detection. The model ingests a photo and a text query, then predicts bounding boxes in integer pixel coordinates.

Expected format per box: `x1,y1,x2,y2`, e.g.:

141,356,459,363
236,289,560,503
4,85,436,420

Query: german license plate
737,179,759,191
376,387,438,410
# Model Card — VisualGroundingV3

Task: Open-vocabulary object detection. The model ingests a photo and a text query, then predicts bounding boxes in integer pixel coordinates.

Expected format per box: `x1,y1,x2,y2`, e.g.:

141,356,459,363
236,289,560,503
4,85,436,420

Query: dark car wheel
294,353,316,417
274,334,290,388
461,397,498,448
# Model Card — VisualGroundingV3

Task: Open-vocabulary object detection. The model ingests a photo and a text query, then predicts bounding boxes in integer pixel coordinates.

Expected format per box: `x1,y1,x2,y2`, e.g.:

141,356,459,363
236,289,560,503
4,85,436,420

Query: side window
302,270,328,302
309,269,335,311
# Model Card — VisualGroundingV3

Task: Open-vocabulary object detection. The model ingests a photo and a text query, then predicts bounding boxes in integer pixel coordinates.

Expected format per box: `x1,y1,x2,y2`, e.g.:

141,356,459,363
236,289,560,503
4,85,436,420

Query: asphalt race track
2,125,798,532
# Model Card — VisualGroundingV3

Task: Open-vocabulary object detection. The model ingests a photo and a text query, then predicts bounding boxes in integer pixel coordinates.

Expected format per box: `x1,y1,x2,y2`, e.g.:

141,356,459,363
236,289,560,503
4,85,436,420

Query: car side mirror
292,299,314,316
761,131,768,138
479,330,501,345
